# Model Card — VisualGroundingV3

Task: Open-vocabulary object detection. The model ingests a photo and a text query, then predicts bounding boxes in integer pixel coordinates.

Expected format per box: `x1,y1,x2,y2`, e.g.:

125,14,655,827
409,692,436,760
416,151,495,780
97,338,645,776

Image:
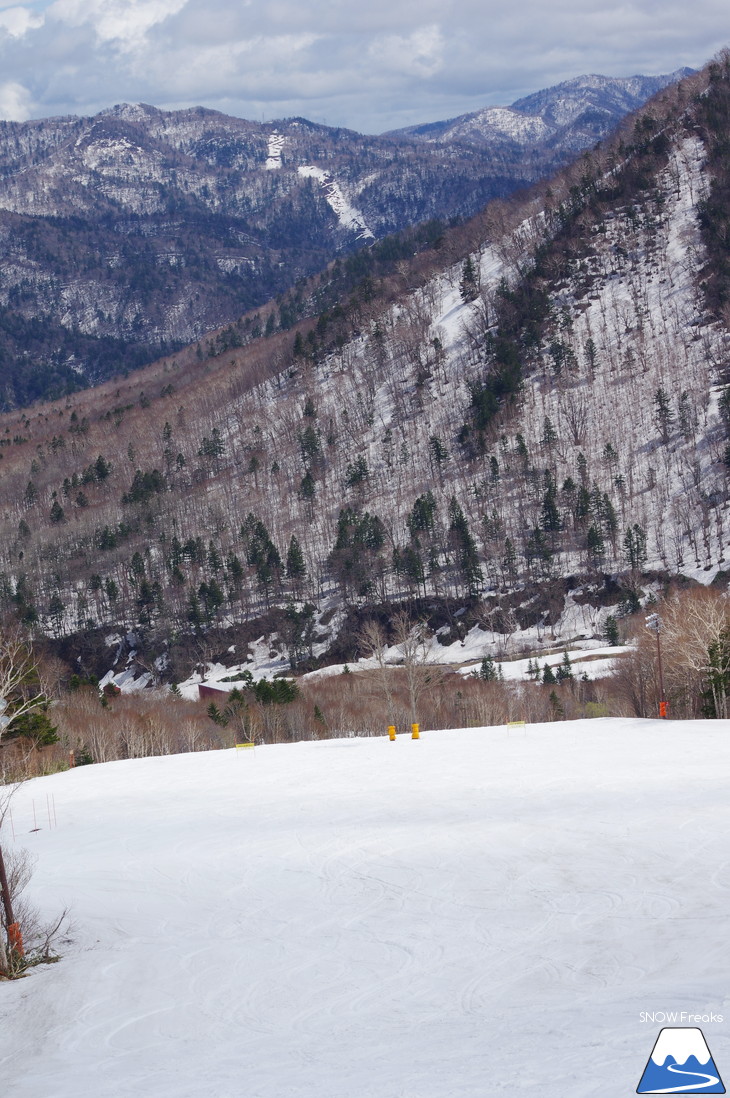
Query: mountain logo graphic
637,1028,725,1093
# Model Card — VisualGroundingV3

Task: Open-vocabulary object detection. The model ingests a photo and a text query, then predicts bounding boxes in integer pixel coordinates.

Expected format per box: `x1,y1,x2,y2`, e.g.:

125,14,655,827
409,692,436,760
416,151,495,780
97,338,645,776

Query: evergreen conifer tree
479,655,498,681
286,536,307,586
459,255,479,302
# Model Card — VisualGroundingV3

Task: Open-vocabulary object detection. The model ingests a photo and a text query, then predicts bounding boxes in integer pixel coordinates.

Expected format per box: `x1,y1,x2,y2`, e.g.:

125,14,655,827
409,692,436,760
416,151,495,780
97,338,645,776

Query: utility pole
646,613,667,718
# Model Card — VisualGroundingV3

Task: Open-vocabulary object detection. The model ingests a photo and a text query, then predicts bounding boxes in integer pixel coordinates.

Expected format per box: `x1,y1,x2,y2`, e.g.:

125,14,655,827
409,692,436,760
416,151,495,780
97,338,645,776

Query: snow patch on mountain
98,667,153,693
450,107,552,145
265,131,285,170
78,135,159,176
297,165,374,239
216,255,255,274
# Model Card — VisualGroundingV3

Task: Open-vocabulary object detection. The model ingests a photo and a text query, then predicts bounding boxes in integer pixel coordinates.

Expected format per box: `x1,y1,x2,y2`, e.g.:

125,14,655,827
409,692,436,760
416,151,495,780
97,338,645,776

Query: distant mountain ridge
0,67,691,408
390,69,695,151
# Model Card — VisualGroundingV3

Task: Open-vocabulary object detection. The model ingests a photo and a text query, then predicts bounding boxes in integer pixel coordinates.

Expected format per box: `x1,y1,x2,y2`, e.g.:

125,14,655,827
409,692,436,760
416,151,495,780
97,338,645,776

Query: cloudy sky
0,0,726,133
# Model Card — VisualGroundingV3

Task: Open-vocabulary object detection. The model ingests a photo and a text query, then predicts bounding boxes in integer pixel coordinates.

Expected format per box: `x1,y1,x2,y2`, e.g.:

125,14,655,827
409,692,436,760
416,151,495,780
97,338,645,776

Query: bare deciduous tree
0,841,69,978
613,588,730,720
358,620,397,727
391,612,451,726
0,624,48,747
661,588,730,719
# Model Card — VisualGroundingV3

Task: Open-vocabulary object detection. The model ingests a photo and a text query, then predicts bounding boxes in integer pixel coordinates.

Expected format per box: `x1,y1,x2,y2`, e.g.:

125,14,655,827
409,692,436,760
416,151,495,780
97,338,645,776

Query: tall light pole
646,613,667,718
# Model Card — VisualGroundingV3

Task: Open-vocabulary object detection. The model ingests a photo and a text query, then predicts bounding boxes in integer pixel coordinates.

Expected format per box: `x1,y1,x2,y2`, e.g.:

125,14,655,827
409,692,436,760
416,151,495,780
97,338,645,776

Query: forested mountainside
0,59,727,676
0,72,687,411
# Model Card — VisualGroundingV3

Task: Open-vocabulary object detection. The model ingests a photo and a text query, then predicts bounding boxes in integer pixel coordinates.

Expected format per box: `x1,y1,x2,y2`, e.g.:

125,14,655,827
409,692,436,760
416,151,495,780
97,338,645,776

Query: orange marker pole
8,922,24,958
0,843,23,958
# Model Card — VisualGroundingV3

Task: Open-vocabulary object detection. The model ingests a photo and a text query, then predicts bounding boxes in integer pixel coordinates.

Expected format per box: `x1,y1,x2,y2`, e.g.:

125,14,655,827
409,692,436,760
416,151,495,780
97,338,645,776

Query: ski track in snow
1,718,730,1096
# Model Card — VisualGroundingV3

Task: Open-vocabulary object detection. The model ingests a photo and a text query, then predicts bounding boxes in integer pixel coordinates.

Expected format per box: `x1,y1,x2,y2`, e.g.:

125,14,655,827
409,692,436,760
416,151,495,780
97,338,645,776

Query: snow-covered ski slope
2,718,729,1097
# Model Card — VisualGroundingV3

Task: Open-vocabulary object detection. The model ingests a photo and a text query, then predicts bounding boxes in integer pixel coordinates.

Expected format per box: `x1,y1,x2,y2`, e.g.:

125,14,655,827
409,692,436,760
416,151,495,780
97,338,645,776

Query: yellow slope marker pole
388,725,396,741
411,722,420,740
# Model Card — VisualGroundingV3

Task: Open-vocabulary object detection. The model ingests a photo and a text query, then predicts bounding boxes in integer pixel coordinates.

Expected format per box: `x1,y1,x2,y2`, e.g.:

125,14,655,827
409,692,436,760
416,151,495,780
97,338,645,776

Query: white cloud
0,1,726,131
368,24,444,78
0,79,33,119
0,5,44,36
48,0,187,47
137,33,322,98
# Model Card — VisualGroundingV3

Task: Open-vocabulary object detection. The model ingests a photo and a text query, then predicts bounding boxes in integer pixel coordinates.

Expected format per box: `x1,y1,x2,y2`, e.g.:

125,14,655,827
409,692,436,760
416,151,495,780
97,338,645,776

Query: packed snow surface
2,718,729,1096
